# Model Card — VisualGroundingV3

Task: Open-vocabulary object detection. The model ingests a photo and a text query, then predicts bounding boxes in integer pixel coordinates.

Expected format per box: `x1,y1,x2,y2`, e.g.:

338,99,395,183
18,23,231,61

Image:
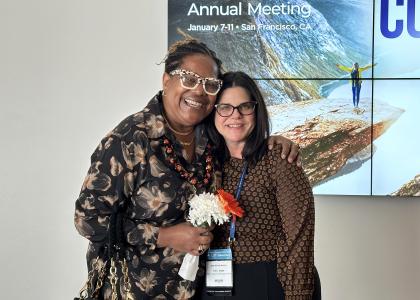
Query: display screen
168,0,420,196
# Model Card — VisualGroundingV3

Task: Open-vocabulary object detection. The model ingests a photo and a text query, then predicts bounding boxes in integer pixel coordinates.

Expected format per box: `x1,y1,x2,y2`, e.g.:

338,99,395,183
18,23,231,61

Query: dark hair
207,71,270,166
164,38,223,77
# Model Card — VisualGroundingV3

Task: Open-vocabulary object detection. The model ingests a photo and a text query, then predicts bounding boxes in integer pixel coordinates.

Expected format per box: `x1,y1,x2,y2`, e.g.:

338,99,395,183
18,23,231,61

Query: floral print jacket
74,92,220,300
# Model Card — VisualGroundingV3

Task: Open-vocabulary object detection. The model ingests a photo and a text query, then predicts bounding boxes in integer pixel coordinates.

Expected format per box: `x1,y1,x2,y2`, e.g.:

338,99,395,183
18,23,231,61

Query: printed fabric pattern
212,145,315,300
74,92,221,300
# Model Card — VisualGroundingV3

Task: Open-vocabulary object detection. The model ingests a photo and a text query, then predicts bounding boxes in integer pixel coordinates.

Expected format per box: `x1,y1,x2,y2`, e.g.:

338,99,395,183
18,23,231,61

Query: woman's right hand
157,222,213,256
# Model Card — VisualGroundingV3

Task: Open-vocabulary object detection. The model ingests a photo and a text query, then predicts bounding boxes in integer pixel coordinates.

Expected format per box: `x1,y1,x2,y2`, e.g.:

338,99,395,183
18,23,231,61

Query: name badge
205,248,233,296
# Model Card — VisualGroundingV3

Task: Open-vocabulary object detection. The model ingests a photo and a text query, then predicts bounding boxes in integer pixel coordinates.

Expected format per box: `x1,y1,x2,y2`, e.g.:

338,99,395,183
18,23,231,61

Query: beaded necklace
161,136,214,189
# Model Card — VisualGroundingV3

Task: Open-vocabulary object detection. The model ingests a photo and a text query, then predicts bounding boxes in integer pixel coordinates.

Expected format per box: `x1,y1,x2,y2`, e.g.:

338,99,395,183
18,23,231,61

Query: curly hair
164,38,223,77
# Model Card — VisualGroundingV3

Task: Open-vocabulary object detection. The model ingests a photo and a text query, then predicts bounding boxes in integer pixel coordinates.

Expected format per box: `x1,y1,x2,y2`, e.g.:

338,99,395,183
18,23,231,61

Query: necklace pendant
190,178,197,185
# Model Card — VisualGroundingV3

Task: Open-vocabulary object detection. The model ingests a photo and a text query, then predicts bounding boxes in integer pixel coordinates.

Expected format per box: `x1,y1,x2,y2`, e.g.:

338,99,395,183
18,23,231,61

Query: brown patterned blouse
212,145,315,300
74,92,221,300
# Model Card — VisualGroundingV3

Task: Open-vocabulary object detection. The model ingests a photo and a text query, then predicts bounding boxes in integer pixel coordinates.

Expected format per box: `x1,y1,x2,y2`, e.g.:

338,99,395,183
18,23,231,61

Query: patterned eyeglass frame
169,69,222,95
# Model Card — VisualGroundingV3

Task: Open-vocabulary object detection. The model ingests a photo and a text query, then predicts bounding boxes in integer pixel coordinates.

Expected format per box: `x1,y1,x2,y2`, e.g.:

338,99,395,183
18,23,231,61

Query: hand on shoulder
267,135,301,167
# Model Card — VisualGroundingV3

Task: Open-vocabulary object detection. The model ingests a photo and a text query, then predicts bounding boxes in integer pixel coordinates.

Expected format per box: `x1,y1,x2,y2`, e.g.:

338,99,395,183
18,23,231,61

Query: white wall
0,1,418,299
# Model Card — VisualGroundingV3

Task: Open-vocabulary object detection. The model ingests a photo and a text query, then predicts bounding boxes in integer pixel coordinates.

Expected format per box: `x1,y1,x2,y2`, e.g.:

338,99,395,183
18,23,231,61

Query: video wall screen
168,0,420,196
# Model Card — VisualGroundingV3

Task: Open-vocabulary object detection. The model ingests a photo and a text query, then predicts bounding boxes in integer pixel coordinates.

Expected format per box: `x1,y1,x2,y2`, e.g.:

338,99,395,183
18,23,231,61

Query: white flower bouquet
178,190,243,281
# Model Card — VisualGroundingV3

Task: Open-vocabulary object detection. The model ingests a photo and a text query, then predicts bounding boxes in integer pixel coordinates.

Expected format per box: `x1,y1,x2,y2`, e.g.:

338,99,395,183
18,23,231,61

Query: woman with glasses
74,39,299,299
203,71,320,300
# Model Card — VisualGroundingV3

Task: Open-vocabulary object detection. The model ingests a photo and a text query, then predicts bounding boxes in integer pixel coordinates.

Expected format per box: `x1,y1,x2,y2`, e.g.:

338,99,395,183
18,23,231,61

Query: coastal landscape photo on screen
168,0,420,196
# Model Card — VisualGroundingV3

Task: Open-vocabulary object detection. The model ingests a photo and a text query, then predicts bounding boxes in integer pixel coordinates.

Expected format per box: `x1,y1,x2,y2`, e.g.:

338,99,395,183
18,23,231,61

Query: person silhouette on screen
336,62,376,111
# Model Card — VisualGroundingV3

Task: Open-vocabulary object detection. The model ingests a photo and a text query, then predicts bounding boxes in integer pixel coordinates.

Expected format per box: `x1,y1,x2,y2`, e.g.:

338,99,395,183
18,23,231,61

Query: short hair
206,71,270,166
164,38,223,77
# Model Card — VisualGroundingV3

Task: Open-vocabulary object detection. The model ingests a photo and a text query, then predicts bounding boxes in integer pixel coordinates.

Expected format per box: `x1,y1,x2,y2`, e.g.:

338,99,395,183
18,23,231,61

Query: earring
162,89,166,96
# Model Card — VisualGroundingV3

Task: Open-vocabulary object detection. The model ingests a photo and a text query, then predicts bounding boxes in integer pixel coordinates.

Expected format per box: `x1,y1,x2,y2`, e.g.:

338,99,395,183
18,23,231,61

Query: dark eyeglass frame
169,69,223,96
214,101,258,117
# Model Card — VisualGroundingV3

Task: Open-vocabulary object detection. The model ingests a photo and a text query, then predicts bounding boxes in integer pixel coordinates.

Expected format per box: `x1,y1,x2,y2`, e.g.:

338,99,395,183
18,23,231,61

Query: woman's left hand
267,135,301,167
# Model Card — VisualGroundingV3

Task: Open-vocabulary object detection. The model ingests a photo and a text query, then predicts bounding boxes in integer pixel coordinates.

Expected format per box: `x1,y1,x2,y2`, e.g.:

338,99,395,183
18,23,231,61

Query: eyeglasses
169,69,222,96
214,102,257,117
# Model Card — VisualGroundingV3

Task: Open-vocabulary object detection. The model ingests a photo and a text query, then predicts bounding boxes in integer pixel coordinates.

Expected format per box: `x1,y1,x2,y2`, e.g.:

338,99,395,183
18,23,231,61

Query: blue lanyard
228,161,248,243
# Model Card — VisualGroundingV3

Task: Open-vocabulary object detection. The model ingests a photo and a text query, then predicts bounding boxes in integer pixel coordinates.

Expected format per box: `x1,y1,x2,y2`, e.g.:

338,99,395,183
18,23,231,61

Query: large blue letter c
380,0,404,38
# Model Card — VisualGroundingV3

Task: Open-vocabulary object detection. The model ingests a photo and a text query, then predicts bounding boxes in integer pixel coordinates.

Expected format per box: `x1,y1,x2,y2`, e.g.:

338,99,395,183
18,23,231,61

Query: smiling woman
205,71,321,300
214,87,257,159
163,55,218,127
74,39,224,300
